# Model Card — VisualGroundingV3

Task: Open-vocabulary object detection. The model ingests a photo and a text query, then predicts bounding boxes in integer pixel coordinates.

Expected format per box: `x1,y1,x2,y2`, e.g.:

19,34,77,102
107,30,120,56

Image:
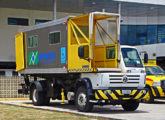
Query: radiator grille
109,74,140,84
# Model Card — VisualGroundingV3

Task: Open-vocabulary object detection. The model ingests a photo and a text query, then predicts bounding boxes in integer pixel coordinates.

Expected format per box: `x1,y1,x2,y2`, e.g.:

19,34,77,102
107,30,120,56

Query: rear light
65,64,68,69
64,21,67,25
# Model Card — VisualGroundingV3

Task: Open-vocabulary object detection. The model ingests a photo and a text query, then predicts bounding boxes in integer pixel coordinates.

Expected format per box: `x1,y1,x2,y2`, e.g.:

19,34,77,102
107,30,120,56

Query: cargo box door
15,32,25,71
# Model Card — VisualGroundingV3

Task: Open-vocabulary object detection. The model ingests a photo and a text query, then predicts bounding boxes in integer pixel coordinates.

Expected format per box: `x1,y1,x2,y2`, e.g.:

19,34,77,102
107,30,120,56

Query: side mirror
144,53,148,63
78,45,89,59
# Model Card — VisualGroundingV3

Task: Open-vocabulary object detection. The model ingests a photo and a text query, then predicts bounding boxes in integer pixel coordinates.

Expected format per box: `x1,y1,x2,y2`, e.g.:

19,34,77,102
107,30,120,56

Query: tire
31,86,44,106
122,100,139,111
144,88,154,103
43,95,50,105
75,86,93,112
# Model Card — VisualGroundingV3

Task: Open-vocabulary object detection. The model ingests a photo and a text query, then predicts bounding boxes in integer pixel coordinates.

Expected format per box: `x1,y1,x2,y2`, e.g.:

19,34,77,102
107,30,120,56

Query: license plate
122,90,131,94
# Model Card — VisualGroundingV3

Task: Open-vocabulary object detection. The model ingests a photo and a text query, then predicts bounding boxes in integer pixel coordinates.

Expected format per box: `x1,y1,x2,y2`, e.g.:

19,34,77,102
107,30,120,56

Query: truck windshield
121,48,143,67
145,66,165,75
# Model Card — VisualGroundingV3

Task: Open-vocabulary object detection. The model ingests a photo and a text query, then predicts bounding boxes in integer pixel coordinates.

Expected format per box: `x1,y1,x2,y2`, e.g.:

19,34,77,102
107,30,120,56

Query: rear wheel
75,86,93,112
122,100,139,111
31,86,44,106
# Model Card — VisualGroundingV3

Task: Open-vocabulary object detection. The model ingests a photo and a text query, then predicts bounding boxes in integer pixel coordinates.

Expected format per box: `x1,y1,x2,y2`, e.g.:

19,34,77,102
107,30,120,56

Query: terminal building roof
0,0,165,16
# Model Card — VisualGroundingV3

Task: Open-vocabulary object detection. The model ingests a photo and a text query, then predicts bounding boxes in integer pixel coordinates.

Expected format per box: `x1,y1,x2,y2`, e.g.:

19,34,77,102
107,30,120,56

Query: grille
109,74,140,84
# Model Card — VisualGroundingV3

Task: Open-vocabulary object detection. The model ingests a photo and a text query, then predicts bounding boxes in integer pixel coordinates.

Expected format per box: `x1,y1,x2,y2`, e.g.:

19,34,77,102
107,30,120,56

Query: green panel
28,52,38,65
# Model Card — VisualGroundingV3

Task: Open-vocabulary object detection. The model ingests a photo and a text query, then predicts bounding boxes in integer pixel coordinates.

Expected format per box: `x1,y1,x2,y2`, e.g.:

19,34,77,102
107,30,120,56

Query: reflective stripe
139,90,147,99
132,90,141,98
134,92,143,99
95,89,147,100
151,87,157,96
95,92,100,99
116,90,123,95
98,90,108,99
130,90,137,95
110,92,118,100
96,91,103,100
153,87,160,97
157,86,165,97
143,92,149,99
68,69,92,72
105,90,113,100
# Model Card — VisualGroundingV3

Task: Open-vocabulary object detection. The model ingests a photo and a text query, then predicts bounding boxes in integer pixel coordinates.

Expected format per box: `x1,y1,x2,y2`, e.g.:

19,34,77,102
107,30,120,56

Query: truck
144,64,165,102
140,56,165,103
15,12,147,112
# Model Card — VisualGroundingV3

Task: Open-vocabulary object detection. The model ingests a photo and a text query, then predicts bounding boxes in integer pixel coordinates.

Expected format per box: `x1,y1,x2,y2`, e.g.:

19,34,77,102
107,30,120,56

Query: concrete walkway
0,100,165,120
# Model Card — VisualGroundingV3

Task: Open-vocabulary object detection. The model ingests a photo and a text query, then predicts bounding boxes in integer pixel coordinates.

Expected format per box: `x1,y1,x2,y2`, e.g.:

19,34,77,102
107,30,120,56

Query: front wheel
122,100,139,111
75,86,93,112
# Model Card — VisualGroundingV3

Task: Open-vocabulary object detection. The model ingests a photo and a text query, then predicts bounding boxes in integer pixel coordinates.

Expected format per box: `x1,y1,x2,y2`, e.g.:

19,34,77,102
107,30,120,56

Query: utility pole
53,0,57,20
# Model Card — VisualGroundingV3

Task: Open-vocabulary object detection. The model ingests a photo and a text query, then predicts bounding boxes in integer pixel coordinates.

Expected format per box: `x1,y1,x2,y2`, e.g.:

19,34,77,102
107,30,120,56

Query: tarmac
0,99,165,120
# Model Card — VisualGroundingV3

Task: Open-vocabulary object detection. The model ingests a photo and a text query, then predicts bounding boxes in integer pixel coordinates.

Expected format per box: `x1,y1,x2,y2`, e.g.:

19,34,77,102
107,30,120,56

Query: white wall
0,8,53,62
121,16,165,25
0,8,81,62
113,0,165,5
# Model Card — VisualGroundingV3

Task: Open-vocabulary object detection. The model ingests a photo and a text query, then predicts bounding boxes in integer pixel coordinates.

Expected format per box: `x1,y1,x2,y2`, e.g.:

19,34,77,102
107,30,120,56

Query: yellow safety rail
68,14,92,72
68,13,119,72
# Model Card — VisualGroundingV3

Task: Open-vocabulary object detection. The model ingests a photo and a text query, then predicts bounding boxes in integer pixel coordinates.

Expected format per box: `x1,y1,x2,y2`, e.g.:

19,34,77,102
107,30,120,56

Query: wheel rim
78,92,87,107
33,89,38,102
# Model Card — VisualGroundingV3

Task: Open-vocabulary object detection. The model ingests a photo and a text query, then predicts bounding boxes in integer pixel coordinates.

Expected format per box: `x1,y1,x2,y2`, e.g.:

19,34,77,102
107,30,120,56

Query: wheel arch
30,81,44,100
75,77,94,99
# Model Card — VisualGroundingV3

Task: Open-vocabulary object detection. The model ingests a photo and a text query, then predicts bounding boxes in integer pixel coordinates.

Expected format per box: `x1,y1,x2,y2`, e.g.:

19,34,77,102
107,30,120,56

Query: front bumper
151,86,165,98
95,89,148,100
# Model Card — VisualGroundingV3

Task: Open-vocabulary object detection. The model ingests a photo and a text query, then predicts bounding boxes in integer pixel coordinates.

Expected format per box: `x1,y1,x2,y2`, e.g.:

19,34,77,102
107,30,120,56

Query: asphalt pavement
0,99,165,120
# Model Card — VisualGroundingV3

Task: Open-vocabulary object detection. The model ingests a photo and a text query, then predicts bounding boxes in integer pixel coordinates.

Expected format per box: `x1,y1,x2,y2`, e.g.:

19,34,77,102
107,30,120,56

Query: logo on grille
123,75,128,83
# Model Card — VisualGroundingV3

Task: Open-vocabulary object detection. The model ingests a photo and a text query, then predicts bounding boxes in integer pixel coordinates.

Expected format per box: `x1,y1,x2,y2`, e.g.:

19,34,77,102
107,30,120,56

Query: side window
106,46,115,59
158,25,165,43
28,35,38,48
49,32,60,45
8,17,29,26
35,19,50,25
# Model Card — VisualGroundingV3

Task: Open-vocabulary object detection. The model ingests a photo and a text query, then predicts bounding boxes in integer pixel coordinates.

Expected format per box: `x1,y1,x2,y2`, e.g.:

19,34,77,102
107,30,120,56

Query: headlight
153,81,161,87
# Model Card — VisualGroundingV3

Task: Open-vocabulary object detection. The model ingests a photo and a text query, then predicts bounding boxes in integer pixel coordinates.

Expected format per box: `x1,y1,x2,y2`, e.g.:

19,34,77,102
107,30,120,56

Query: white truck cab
120,45,146,73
